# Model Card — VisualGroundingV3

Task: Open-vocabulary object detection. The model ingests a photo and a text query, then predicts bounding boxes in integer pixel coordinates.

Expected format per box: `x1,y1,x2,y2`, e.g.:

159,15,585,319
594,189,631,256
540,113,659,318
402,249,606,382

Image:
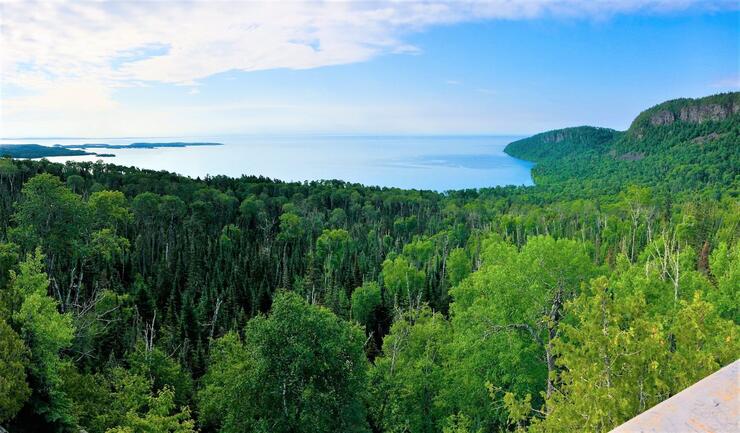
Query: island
61,142,223,149
0,142,224,158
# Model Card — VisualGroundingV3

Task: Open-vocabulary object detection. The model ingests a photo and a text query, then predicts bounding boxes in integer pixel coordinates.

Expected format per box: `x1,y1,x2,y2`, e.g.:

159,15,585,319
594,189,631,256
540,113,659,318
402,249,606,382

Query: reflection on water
0,135,534,191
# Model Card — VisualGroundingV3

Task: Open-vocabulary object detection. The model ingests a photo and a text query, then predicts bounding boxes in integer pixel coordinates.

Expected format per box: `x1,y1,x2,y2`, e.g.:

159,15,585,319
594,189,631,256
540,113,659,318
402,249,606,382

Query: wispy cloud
3,1,732,88
1,0,735,135
711,75,740,89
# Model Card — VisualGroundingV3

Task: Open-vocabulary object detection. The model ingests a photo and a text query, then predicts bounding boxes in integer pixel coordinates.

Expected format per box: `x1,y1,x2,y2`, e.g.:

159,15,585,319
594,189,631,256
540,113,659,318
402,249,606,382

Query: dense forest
0,93,738,433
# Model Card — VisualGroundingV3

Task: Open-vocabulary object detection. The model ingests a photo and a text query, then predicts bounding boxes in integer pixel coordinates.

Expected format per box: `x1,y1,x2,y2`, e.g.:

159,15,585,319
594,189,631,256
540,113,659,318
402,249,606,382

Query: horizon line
0,132,532,141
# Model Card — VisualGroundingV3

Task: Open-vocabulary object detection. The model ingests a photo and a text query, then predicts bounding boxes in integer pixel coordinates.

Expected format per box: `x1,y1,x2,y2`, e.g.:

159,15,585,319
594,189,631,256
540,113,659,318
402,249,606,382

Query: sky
1,0,738,138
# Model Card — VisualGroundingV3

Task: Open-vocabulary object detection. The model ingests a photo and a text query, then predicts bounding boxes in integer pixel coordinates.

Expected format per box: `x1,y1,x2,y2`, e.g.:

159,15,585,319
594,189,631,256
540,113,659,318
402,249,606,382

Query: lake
0,135,534,191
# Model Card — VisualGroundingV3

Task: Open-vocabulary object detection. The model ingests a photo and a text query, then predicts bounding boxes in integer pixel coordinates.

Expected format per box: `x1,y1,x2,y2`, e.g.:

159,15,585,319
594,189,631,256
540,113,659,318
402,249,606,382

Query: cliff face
539,129,581,143
649,110,676,126
629,92,739,133
649,101,740,126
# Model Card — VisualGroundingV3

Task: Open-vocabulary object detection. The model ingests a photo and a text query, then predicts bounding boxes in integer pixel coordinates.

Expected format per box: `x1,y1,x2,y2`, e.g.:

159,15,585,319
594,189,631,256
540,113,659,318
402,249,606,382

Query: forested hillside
505,93,739,200
0,93,738,433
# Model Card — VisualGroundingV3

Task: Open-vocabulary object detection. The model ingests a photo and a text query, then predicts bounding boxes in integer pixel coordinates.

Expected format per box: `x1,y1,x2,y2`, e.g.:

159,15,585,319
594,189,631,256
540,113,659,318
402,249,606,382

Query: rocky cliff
631,92,739,132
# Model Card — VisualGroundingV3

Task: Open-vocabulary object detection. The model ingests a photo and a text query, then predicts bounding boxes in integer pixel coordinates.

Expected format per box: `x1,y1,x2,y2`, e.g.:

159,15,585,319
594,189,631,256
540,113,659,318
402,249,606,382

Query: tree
68,366,197,433
277,212,304,244
316,228,351,293
530,277,738,433
277,212,305,288
61,365,111,433
619,186,656,261
0,242,19,291
196,333,246,431
369,307,451,433
127,344,193,408
66,174,85,195
351,281,382,330
515,236,596,402
707,242,740,322
445,235,595,429
446,248,470,287
7,249,76,429
89,228,130,289
0,318,30,423
382,255,425,310
105,386,197,433
10,173,86,280
238,195,265,228
88,190,133,232
667,291,739,392
402,238,434,269
442,413,481,433
199,291,369,433
527,277,668,433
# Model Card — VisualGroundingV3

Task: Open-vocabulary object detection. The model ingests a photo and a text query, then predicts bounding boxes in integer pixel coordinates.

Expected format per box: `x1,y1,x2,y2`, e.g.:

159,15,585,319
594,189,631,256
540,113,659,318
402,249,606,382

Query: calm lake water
1,135,534,191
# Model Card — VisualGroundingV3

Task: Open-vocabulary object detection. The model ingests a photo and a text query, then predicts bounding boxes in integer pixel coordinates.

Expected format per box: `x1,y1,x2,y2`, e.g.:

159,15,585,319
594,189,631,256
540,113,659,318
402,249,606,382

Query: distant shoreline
0,142,224,158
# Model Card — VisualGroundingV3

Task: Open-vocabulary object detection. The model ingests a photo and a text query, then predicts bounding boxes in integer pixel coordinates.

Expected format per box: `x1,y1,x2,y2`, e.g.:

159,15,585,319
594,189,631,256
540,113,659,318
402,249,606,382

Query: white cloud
3,1,732,87
711,75,740,89
0,0,735,135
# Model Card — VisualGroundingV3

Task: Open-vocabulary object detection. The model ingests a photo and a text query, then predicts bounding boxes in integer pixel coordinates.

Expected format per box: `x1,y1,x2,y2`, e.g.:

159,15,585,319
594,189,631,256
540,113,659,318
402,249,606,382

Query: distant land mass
503,92,739,198
0,142,224,158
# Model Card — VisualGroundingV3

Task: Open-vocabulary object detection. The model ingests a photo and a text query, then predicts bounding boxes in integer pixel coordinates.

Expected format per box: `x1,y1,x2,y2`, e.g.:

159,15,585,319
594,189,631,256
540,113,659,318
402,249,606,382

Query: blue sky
1,1,738,137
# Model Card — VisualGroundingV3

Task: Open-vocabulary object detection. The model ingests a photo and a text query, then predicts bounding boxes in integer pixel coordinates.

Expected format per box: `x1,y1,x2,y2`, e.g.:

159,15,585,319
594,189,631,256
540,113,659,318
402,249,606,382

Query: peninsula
0,142,224,158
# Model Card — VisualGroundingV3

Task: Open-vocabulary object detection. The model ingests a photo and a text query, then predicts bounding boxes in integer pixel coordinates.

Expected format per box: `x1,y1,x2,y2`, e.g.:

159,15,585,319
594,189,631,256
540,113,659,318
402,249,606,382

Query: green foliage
668,292,739,391
0,318,30,422
63,364,196,433
446,248,470,287
316,228,352,286
10,174,86,272
369,308,451,433
531,276,738,433
0,93,737,433
445,235,595,428
504,93,740,200
199,291,369,433
532,276,669,432
382,255,426,309
0,242,19,291
277,212,304,243
707,242,740,322
88,190,133,231
62,366,111,433
105,386,197,433
9,249,76,428
127,344,193,408
196,333,245,430
505,126,619,161
442,413,481,433
351,281,382,329
402,237,434,268
90,228,130,266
